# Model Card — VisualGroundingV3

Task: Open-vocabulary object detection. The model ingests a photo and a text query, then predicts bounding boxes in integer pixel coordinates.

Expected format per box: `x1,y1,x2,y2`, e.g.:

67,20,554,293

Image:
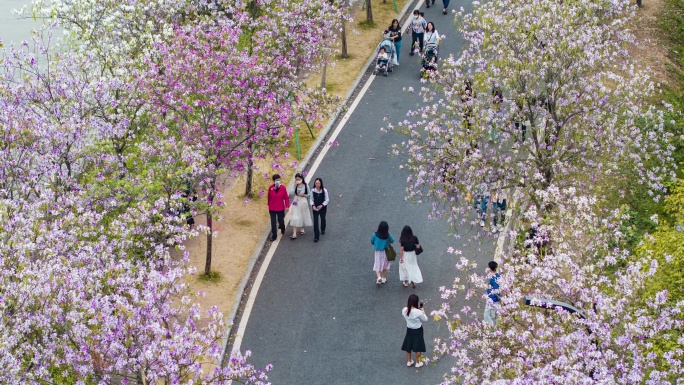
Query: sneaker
480,220,485,227
376,278,382,285
381,278,387,284
415,361,424,368
406,360,415,367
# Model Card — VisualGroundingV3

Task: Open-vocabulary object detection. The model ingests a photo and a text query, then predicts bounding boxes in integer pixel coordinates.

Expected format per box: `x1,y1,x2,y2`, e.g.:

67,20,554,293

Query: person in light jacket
402,294,428,367
289,173,313,240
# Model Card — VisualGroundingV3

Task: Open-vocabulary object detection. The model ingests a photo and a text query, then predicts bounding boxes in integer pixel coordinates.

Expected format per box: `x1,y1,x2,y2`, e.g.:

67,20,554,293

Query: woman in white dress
289,173,313,240
399,225,423,288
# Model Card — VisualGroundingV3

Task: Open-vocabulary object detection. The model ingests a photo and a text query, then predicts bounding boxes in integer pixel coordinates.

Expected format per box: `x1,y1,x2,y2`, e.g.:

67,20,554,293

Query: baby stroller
373,33,396,77
421,44,438,75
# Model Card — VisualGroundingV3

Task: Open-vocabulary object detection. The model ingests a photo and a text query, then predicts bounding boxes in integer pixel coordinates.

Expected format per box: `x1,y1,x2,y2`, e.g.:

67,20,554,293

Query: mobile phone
419,302,424,308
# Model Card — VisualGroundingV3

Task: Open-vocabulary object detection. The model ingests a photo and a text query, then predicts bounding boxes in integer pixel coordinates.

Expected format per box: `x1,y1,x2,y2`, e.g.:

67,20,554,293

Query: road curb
220,0,422,360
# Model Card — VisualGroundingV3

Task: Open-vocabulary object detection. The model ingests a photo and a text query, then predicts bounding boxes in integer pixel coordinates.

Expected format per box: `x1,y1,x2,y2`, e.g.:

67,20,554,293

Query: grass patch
358,20,377,29
233,218,253,228
198,271,222,283
321,82,339,93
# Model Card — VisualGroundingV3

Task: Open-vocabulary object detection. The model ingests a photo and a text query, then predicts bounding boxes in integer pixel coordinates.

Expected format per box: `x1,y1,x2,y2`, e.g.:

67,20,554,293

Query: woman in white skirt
289,173,313,240
399,225,423,288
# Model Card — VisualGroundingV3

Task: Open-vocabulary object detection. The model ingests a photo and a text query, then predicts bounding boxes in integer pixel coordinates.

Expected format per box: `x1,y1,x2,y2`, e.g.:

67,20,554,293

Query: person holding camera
401,294,428,368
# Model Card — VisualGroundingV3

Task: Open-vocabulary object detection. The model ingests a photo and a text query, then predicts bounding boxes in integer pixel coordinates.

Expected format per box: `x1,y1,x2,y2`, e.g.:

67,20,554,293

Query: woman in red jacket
267,174,290,241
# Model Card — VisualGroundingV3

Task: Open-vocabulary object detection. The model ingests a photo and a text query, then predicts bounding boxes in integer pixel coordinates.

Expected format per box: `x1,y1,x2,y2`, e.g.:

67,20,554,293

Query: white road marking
230,73,377,354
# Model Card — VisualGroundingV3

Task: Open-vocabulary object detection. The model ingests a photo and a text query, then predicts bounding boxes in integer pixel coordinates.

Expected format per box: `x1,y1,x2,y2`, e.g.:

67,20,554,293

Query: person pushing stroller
421,22,440,75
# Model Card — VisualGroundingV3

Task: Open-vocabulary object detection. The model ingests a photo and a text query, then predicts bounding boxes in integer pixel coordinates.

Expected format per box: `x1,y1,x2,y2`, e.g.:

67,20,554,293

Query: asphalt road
238,1,493,384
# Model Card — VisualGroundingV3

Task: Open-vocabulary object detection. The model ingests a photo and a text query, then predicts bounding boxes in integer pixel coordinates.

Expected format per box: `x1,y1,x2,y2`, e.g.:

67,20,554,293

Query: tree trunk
340,19,348,58
366,0,373,23
205,210,213,275
636,0,643,7
321,61,328,88
245,142,254,197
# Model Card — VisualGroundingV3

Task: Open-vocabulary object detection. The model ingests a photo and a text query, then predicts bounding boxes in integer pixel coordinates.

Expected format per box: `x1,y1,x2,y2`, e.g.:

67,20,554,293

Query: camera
419,302,424,308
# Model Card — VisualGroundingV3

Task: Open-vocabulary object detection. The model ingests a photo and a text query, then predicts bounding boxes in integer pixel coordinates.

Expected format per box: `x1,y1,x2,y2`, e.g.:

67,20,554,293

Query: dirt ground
179,0,412,323
627,0,675,86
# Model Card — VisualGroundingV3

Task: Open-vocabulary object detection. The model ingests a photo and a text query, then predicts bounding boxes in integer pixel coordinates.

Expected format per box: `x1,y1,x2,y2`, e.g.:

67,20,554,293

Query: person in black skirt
402,294,428,367
309,178,329,242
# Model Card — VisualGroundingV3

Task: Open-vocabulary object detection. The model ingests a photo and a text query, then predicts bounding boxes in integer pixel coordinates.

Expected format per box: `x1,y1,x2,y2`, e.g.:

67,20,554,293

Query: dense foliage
0,0,349,382
391,0,684,383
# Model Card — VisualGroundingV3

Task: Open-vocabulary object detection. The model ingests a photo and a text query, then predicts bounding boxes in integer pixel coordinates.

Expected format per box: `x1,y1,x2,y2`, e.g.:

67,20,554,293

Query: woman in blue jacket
371,221,395,285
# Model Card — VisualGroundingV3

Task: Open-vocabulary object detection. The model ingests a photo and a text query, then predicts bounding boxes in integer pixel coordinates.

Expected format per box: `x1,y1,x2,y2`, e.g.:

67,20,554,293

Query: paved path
238,1,492,384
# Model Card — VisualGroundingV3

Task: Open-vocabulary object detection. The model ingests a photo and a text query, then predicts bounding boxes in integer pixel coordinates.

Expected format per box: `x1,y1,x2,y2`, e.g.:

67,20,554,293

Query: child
377,47,389,63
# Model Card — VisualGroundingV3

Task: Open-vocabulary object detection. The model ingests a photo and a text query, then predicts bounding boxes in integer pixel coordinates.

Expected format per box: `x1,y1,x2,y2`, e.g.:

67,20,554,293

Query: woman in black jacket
387,19,403,65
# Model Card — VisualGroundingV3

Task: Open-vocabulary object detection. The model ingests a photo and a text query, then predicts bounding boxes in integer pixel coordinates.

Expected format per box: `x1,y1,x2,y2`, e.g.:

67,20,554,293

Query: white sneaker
406,360,414,367
376,278,382,285
480,220,485,227
415,361,424,368
381,278,387,284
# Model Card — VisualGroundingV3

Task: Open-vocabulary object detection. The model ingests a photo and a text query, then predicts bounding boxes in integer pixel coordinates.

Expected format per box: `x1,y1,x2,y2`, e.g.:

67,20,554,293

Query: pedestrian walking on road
309,177,329,242
492,186,508,232
424,22,440,49
406,10,427,56
268,174,290,241
402,294,427,368
442,0,450,14
371,221,395,285
399,226,423,288
289,173,312,240
484,261,501,326
387,19,403,64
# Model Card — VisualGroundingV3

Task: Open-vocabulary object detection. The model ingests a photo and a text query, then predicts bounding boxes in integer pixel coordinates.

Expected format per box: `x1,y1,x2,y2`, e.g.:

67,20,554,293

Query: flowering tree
390,0,674,229
432,186,684,384
0,191,270,384
389,0,683,382
234,0,346,196
144,0,344,273
0,24,269,385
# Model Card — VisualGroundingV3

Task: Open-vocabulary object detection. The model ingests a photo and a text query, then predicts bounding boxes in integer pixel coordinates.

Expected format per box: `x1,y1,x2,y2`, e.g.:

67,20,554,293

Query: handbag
385,244,397,261
414,236,424,255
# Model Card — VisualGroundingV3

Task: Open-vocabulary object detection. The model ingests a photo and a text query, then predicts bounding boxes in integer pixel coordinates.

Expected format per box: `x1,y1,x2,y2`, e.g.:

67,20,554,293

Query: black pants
312,206,327,239
269,210,285,238
411,32,424,53
514,121,527,142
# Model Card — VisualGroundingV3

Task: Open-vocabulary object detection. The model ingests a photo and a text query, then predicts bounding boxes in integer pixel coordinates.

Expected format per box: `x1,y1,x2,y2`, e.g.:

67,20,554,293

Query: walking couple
370,221,424,287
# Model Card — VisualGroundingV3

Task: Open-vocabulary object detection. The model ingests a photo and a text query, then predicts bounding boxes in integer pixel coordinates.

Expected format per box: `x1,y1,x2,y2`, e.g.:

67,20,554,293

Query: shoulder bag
415,237,424,255
385,243,397,261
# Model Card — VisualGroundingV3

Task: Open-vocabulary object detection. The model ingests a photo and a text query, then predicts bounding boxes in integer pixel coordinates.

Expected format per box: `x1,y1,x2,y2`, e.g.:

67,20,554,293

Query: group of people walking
371,221,424,288
383,8,443,68
266,173,329,242
262,1,506,369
